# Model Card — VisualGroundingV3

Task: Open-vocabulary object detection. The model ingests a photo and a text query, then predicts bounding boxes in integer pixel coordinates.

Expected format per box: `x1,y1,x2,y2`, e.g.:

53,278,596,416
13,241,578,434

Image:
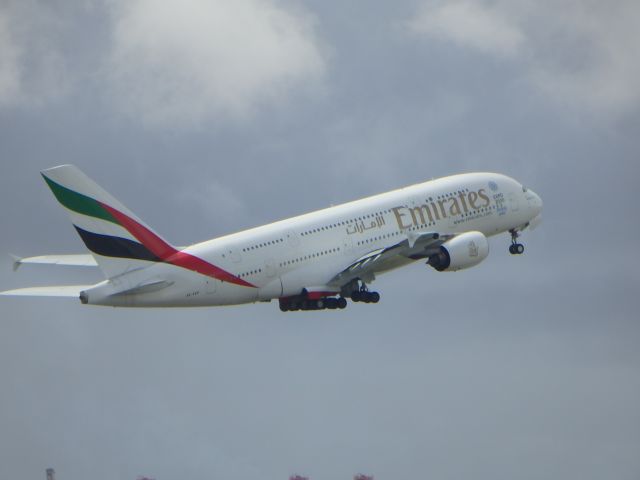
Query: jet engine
427,231,489,272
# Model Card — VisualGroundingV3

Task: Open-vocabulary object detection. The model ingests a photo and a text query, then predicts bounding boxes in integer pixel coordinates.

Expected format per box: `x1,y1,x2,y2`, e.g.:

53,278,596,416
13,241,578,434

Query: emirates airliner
2,165,542,311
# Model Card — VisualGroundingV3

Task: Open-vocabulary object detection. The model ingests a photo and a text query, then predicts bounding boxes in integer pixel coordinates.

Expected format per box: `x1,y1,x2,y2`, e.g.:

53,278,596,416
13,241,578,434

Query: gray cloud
0,1,71,107
0,1,639,480
407,1,525,58
407,0,640,117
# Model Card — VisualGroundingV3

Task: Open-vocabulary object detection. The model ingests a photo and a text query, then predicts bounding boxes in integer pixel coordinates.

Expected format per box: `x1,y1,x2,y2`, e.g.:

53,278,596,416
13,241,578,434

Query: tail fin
41,165,176,278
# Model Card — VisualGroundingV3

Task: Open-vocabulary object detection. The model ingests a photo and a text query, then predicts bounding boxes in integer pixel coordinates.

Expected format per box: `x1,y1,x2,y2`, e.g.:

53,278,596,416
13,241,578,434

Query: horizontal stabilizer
0,285,92,297
11,254,98,271
111,280,174,296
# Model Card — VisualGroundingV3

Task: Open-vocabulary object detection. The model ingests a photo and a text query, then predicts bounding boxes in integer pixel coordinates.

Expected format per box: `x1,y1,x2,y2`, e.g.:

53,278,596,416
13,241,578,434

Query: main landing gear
278,280,381,312
351,287,380,304
343,279,380,304
509,229,525,255
279,296,347,312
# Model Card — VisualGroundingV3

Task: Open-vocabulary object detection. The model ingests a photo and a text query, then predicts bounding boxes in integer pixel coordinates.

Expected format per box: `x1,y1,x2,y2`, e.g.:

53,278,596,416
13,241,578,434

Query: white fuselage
83,173,542,307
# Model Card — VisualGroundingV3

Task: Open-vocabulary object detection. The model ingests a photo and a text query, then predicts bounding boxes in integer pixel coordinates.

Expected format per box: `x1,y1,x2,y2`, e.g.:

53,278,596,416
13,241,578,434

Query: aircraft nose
528,190,543,215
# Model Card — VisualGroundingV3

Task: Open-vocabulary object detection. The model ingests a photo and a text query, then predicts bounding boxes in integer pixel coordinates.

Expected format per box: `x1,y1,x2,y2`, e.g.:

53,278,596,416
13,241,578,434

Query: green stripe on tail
42,175,118,225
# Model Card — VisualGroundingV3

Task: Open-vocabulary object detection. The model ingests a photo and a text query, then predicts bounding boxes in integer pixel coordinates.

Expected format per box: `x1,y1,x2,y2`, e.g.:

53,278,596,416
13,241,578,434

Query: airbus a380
1,165,542,311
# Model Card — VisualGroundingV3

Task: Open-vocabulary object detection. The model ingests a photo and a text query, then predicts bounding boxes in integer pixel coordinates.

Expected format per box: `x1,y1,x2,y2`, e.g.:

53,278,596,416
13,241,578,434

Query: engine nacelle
428,231,489,272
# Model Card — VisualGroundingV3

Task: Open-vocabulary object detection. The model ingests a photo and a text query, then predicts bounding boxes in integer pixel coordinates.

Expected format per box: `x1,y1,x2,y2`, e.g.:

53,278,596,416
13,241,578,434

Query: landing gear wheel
352,291,380,304
337,297,347,309
347,281,380,305
509,229,525,255
509,243,525,255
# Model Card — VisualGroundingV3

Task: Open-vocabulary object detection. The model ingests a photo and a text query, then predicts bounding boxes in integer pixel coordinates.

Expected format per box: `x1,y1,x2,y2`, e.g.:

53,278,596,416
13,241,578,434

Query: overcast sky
1,1,639,479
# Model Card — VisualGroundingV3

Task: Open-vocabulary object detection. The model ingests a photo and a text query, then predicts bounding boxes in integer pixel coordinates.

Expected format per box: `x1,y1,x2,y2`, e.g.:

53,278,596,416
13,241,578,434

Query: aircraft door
205,279,216,294
508,192,520,212
342,235,354,255
264,258,276,278
222,248,242,264
286,230,300,248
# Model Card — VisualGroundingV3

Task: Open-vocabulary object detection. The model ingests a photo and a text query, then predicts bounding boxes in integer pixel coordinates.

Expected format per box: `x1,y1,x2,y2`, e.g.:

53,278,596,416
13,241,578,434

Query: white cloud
527,1,640,116
104,0,327,127
408,1,524,58
0,1,69,108
407,0,640,116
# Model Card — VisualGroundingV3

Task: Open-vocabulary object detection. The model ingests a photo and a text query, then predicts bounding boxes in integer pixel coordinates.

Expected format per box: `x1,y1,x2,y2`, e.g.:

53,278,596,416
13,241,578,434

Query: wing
0,285,92,297
329,231,454,286
11,254,98,271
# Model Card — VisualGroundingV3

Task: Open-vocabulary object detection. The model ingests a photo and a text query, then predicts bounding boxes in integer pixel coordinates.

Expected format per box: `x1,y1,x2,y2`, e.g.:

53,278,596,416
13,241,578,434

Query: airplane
1,165,542,311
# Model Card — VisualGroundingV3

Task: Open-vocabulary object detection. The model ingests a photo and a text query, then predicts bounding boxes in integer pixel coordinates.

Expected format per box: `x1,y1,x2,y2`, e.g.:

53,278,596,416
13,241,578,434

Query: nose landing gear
509,229,525,255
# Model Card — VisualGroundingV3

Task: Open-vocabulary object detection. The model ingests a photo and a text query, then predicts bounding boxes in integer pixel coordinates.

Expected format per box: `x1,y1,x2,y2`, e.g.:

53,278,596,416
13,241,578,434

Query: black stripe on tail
74,226,161,262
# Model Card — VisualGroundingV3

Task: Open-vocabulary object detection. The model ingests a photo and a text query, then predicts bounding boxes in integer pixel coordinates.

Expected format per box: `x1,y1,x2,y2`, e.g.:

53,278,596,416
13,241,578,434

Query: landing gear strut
346,280,380,304
509,229,525,255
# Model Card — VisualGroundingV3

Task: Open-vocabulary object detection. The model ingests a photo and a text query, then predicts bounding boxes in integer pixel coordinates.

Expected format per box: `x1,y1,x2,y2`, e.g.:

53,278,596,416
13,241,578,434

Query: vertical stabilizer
41,165,174,278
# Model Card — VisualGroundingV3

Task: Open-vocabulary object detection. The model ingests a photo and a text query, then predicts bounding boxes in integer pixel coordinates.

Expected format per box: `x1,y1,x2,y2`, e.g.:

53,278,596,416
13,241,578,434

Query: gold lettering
409,204,434,226
430,202,441,220
448,197,461,216
457,192,469,213
478,189,490,207
392,207,412,229
437,199,448,218
468,191,479,209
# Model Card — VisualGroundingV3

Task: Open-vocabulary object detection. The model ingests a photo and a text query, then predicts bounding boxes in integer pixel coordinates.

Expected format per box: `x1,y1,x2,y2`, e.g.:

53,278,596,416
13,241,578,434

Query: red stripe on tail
100,202,255,288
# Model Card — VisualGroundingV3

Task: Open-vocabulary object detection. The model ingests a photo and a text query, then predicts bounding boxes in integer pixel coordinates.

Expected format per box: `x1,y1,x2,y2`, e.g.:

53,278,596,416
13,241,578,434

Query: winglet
9,254,22,272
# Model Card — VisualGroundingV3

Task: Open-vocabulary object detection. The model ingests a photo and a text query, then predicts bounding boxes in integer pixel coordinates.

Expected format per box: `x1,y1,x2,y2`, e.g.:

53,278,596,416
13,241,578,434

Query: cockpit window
522,185,528,192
